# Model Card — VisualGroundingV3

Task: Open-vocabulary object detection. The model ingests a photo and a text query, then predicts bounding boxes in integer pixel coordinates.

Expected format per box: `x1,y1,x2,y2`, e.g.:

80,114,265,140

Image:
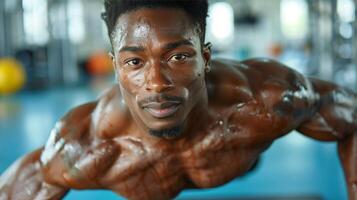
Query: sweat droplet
283,96,290,102
236,103,245,110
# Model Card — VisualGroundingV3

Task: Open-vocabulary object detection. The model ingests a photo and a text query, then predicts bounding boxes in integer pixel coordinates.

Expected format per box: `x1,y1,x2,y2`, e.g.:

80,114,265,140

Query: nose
145,62,174,93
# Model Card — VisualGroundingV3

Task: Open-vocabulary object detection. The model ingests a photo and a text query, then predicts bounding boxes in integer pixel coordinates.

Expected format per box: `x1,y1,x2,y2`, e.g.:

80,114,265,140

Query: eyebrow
118,46,145,53
118,39,194,53
164,39,194,50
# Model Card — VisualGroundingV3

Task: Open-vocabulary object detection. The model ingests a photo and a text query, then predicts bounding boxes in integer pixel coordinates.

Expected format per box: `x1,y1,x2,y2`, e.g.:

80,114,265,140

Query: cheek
118,70,146,94
173,67,205,103
173,65,204,88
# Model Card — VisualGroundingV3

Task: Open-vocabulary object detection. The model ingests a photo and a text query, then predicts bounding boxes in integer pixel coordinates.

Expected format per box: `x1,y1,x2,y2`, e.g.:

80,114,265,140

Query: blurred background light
338,43,353,59
280,0,309,40
67,0,85,44
337,0,355,22
339,22,353,39
207,2,234,49
22,0,49,45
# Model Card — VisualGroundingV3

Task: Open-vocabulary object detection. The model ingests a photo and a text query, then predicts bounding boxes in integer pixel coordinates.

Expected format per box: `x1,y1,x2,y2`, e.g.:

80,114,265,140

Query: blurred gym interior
0,0,356,199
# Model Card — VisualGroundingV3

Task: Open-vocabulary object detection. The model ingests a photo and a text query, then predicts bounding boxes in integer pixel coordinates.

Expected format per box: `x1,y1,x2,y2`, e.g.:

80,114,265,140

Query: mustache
138,94,184,107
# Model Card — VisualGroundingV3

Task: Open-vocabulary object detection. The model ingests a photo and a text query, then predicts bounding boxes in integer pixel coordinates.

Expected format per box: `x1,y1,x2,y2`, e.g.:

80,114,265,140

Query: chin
142,113,186,139
145,117,184,132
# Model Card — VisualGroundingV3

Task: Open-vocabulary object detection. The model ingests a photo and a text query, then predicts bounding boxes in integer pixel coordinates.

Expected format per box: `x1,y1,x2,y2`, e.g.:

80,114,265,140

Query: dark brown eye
169,53,189,62
126,58,142,66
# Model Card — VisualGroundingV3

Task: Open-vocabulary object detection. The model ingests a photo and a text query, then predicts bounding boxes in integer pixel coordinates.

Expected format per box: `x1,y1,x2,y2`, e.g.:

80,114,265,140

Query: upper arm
297,78,357,141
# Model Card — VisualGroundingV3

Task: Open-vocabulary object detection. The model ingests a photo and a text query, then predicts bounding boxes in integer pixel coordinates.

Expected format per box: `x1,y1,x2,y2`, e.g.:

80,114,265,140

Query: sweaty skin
1,8,357,200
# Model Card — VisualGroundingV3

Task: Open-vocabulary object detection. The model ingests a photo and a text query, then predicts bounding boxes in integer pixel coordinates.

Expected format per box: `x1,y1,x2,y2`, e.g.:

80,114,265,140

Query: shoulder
40,100,97,164
207,58,253,105
240,58,305,88
209,58,299,89
241,57,291,72
211,57,315,100
51,85,130,140
208,58,306,103
40,86,122,188
239,58,316,105
44,99,98,146
217,57,301,79
210,58,317,133
92,85,131,139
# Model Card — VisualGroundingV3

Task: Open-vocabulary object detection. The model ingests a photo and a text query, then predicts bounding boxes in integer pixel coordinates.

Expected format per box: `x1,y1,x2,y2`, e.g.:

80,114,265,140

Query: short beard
149,125,183,139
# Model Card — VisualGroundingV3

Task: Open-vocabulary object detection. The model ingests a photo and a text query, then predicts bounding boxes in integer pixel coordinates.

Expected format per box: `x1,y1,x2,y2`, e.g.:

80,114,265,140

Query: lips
142,101,181,118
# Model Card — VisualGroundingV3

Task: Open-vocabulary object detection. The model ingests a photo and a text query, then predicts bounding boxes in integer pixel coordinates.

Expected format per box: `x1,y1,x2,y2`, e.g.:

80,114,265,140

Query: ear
109,51,118,71
109,51,119,79
203,42,212,72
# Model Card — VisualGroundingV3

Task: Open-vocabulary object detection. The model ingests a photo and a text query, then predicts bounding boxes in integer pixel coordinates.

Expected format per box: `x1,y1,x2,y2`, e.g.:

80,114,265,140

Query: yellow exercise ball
0,58,26,95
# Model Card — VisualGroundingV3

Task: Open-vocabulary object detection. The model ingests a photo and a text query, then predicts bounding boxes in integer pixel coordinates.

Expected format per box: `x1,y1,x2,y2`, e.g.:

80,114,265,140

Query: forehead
112,8,199,48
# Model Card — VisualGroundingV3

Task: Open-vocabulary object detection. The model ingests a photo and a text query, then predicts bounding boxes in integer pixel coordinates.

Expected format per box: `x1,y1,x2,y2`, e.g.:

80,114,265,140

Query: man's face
111,8,210,138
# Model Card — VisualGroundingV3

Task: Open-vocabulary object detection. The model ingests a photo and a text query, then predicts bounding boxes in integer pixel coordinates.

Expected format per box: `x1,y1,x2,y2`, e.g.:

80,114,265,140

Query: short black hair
102,0,208,44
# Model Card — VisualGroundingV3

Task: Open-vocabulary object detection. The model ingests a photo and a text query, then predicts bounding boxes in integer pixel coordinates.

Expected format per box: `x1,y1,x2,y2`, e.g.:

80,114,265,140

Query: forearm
0,182,68,200
296,78,357,199
338,132,357,200
317,87,357,199
0,149,68,200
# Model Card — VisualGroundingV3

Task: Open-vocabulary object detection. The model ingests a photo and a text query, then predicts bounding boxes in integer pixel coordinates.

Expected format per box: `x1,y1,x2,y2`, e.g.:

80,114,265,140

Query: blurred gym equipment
47,0,80,86
15,48,50,90
308,0,357,89
0,58,26,95
86,51,113,76
0,0,81,89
